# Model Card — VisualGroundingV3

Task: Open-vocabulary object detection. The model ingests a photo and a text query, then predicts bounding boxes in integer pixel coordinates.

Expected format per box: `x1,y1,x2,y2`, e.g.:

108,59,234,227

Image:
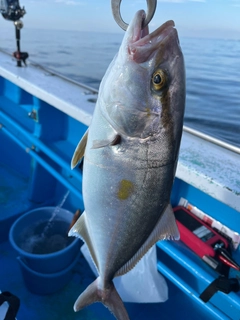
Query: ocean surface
1,28,239,148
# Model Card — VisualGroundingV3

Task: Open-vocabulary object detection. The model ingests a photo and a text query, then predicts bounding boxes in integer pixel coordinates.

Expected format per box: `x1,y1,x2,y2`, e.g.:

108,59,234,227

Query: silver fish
69,9,185,320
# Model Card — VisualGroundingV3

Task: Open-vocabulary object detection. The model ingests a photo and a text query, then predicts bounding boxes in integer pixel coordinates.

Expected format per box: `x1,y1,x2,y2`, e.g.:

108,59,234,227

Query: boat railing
183,126,240,155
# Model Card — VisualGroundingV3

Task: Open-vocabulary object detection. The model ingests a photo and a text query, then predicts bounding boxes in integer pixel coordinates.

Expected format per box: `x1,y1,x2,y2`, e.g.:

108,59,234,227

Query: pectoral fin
92,134,121,149
71,129,89,169
115,203,179,277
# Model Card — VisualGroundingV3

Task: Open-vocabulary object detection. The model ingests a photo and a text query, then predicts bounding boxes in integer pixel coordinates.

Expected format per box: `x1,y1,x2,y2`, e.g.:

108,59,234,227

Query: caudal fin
74,277,130,320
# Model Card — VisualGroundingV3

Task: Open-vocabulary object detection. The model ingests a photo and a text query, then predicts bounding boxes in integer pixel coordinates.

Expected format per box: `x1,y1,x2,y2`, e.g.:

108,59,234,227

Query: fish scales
69,9,185,320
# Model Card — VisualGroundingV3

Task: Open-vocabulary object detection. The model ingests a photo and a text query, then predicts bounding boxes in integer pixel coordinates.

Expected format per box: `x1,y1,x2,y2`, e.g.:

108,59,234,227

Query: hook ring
111,0,157,31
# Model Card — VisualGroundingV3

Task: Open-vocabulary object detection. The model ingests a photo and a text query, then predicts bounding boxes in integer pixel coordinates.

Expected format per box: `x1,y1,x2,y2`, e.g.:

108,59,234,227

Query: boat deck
1,239,219,320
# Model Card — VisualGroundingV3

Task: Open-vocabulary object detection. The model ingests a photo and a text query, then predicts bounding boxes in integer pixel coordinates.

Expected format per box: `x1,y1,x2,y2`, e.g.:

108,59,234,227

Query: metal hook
111,0,157,31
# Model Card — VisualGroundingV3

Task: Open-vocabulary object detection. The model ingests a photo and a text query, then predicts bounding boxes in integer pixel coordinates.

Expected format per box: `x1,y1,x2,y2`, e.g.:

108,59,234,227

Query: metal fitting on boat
28,110,37,121
14,19,23,29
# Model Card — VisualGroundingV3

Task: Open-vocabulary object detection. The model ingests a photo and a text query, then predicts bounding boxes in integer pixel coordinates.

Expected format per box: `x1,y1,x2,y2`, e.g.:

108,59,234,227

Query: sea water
0,28,239,148
18,220,74,254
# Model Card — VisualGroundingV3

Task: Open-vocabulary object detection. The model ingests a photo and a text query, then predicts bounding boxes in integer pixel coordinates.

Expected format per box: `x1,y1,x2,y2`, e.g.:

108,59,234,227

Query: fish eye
152,69,166,90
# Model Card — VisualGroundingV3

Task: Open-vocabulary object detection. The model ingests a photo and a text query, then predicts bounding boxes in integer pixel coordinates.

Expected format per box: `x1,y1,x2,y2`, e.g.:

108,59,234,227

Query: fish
69,9,185,320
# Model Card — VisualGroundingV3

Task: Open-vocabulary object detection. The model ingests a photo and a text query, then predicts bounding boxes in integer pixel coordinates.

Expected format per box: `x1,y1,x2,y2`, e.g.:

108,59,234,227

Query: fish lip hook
111,0,157,31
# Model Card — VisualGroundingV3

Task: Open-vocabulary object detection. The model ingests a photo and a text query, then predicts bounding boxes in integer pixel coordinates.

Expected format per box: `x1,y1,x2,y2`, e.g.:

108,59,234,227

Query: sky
0,0,240,39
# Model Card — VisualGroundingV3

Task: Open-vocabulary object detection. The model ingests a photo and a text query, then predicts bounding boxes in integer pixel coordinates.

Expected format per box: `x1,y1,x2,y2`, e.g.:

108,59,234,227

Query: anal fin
68,211,99,272
115,203,179,277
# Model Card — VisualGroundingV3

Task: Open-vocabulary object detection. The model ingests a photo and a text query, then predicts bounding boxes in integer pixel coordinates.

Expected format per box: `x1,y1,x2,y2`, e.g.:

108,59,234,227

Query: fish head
99,10,185,141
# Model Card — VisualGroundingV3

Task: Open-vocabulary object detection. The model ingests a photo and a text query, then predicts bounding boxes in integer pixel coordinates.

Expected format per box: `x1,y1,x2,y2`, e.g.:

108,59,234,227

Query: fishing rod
0,0,28,66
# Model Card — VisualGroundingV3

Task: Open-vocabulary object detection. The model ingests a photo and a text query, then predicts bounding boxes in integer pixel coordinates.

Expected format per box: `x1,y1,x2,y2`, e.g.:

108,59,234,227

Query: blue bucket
9,207,81,273
17,251,81,295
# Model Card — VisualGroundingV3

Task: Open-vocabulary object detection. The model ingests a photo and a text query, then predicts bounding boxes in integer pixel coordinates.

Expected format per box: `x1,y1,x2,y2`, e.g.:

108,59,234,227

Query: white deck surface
177,131,240,212
0,51,96,126
0,51,239,212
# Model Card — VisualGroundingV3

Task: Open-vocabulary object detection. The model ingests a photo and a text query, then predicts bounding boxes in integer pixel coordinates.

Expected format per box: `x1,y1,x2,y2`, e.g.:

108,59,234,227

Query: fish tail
74,277,130,320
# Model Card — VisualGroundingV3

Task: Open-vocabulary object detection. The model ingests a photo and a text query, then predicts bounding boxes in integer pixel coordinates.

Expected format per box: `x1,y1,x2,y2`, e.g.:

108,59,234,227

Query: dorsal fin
71,129,89,169
68,211,99,272
115,203,179,277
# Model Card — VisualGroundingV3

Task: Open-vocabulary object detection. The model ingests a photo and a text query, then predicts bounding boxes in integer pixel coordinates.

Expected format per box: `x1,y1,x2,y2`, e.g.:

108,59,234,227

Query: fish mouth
128,10,177,63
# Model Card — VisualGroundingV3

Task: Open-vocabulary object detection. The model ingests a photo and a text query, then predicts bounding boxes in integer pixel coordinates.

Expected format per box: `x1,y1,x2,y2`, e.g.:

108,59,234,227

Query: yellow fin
71,129,88,169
